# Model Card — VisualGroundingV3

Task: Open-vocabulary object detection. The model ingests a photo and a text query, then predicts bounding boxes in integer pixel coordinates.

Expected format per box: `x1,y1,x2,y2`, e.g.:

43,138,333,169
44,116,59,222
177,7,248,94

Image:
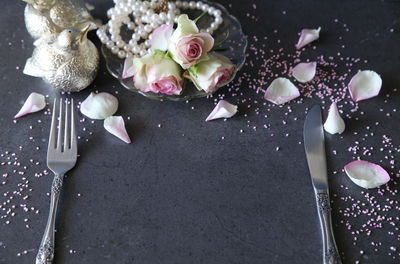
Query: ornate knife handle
36,174,63,264
316,192,342,264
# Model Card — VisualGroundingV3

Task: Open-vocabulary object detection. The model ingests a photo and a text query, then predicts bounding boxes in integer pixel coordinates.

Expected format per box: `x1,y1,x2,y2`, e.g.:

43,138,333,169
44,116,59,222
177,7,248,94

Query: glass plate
101,0,248,101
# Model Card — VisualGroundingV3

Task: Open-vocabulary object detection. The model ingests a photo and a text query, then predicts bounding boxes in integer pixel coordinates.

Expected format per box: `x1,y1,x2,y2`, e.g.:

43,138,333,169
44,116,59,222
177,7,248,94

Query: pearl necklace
97,0,223,59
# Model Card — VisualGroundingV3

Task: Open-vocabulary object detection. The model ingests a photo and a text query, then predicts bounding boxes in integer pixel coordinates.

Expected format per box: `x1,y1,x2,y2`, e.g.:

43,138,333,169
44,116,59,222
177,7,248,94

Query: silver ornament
23,0,101,39
23,26,99,92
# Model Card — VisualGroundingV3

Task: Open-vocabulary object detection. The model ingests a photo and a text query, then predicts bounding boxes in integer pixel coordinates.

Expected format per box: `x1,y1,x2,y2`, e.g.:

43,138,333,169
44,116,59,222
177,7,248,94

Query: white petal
80,92,118,120
15,92,46,118
292,62,317,83
295,27,321,49
323,102,345,134
348,70,382,102
149,24,173,51
104,116,131,144
264,78,300,105
206,100,238,122
344,160,390,189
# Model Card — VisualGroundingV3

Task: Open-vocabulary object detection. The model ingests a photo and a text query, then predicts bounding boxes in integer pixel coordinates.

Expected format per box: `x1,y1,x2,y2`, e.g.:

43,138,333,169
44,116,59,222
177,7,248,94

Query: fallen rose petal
295,27,321,49
323,102,345,134
80,92,118,120
15,92,46,118
344,160,390,189
104,116,131,144
264,77,300,105
122,57,135,79
206,100,238,121
348,70,382,102
292,62,317,83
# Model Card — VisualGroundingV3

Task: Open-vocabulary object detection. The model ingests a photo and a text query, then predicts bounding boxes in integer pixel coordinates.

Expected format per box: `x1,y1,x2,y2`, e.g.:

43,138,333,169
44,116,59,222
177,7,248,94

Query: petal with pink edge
122,57,135,79
292,62,317,83
348,70,382,102
104,116,131,144
149,24,173,52
80,92,118,120
264,78,300,105
344,160,390,189
14,92,46,118
206,100,238,122
295,27,321,49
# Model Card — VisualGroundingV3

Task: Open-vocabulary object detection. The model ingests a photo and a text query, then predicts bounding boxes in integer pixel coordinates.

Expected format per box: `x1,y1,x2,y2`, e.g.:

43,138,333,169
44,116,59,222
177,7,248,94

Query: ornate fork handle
316,192,342,264
36,174,64,264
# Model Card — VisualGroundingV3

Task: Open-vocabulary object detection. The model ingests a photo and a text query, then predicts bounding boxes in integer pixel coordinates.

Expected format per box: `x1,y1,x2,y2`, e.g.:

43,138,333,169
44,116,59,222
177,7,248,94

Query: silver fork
36,99,78,264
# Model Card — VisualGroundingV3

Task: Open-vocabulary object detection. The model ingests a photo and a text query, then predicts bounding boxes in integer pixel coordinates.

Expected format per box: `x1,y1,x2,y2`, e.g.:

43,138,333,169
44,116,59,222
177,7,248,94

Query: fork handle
316,191,342,264
36,174,64,264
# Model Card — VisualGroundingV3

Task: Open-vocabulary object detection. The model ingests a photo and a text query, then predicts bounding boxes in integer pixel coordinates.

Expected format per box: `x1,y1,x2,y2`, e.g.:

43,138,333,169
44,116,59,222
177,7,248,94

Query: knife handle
316,192,342,264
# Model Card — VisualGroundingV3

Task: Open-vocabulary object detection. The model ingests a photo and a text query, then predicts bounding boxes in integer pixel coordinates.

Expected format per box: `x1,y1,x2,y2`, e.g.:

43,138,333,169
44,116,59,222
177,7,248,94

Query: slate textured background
0,0,399,263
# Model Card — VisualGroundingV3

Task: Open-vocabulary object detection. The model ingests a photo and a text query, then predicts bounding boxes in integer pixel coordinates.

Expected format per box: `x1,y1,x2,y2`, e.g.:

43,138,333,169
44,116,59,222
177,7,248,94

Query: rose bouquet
122,14,235,96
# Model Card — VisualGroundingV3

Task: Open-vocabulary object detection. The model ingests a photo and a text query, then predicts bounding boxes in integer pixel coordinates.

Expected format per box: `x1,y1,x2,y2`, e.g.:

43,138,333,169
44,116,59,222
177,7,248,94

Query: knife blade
304,105,342,264
304,105,328,191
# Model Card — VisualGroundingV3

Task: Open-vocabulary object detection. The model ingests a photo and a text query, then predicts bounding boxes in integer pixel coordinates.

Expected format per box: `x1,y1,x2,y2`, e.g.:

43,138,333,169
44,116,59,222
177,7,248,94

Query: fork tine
57,100,63,150
70,99,77,151
48,99,57,150
64,99,69,150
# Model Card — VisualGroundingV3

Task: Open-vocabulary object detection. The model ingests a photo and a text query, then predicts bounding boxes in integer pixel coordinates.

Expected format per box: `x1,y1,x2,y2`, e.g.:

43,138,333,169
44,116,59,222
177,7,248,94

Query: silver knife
304,105,342,264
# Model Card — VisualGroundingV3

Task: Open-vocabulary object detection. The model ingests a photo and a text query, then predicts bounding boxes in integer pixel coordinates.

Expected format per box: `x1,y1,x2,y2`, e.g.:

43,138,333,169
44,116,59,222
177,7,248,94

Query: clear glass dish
101,0,248,101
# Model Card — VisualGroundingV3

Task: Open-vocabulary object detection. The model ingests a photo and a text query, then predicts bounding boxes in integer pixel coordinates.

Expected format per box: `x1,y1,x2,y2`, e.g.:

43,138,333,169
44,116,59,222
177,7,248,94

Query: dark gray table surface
1,0,399,263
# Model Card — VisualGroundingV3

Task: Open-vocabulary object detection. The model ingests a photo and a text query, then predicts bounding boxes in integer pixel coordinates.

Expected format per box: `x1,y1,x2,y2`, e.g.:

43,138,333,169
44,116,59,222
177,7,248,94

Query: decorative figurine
23,0,101,39
23,26,99,92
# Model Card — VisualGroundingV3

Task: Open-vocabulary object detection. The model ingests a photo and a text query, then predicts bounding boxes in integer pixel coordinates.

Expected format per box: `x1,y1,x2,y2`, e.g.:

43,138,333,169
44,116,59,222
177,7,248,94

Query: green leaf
188,65,199,78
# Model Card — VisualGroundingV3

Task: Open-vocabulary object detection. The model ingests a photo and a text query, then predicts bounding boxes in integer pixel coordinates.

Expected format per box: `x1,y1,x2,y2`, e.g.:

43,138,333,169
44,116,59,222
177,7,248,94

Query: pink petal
264,78,300,105
206,100,238,122
104,116,131,144
292,62,317,83
295,27,321,49
149,24,173,52
122,57,135,79
348,70,382,102
14,92,46,118
344,160,390,189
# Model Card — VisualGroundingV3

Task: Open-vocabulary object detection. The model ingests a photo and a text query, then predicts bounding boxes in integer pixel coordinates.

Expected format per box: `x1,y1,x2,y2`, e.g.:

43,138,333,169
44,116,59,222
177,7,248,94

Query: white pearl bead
118,50,126,59
140,50,147,57
144,25,152,33
201,4,209,11
210,22,217,30
189,1,196,9
159,12,167,21
182,1,189,8
111,46,119,54
175,1,182,7
132,46,140,54
214,9,222,16
124,45,131,52
215,17,223,24
116,40,124,47
106,41,114,48
131,33,139,41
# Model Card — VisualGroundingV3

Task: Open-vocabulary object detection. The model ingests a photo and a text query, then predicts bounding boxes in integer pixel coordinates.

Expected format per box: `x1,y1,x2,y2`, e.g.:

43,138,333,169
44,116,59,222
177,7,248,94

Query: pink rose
184,53,235,93
149,15,214,69
149,76,181,95
122,51,183,95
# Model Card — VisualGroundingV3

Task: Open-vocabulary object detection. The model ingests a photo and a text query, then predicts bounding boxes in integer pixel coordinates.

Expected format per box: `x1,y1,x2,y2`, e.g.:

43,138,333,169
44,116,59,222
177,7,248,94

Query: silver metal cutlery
36,99,78,264
303,105,342,264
